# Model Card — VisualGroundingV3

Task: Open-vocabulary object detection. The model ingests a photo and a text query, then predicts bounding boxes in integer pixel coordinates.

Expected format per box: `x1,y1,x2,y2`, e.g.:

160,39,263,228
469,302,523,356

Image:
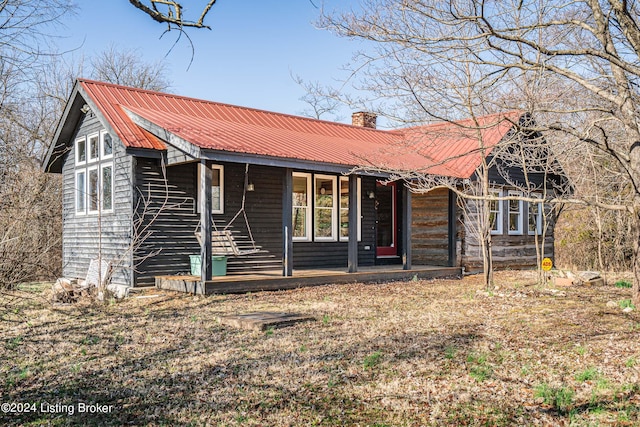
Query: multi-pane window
488,189,503,235
196,163,225,215
528,194,543,235
75,170,86,214
88,167,99,213
211,165,224,214
101,130,113,159
339,177,361,241
508,190,523,235
101,164,113,211
75,131,113,214
340,178,349,240
88,133,99,162
314,175,336,240
292,173,311,241
76,137,86,165
292,173,361,242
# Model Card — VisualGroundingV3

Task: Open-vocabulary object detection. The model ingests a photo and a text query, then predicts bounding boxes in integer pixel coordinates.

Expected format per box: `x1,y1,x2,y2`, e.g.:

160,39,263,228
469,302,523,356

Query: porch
155,264,461,295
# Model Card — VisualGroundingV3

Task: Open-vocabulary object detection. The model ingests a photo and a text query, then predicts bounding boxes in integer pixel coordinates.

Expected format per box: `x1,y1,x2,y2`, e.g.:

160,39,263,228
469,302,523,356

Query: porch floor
155,264,461,295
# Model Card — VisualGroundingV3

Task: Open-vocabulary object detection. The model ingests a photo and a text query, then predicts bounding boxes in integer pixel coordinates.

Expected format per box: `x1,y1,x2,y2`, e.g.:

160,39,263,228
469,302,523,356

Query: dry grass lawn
1,271,640,426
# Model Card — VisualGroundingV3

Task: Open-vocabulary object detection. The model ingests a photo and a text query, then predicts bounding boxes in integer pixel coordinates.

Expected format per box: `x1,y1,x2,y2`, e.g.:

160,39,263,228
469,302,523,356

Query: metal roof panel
78,79,520,178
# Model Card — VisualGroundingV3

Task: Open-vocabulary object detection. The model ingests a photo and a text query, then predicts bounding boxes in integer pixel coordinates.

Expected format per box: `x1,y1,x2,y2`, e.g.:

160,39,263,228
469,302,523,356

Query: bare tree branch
128,0,216,29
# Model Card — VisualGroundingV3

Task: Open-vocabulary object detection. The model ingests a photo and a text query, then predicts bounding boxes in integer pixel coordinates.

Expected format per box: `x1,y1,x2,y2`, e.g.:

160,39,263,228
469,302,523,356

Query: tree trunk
484,232,493,288
633,204,640,307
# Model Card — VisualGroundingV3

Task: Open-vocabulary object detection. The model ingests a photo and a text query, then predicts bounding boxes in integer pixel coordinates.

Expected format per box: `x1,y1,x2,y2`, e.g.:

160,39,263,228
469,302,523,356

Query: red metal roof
79,79,521,178
401,111,523,178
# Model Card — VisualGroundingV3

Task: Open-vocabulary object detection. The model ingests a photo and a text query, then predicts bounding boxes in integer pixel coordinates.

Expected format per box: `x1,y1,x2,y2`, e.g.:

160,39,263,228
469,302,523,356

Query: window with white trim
508,190,523,235
211,165,224,214
314,175,337,240
75,137,86,165
196,163,225,214
88,133,99,162
75,170,86,214
75,130,114,216
101,164,113,212
488,189,503,235
292,173,311,241
339,177,361,241
101,130,113,159
88,166,99,213
528,194,543,235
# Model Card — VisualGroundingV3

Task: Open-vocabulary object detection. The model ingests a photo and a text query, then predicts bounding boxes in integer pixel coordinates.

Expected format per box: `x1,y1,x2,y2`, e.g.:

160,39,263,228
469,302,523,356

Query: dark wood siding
61,113,134,287
132,159,198,285
133,162,285,285
411,188,450,266
230,164,283,272
133,163,378,285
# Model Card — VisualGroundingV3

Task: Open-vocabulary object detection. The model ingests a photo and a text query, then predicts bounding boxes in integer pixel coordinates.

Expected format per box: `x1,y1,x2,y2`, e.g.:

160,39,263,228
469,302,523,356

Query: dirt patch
1,271,639,426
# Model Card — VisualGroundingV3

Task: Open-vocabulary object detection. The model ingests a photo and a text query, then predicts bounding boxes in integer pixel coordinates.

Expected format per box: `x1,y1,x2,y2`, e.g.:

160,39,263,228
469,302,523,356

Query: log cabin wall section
410,188,453,267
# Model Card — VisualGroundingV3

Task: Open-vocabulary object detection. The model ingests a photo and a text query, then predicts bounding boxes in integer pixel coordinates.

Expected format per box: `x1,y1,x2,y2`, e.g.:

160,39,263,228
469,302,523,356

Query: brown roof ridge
78,78,401,136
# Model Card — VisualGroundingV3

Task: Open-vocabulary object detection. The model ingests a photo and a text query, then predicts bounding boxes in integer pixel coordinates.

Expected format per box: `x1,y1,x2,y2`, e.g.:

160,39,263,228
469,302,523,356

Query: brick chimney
351,111,377,129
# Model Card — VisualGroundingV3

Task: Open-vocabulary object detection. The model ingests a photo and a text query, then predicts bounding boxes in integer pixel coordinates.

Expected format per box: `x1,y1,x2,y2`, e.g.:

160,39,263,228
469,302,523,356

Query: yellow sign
541,257,553,271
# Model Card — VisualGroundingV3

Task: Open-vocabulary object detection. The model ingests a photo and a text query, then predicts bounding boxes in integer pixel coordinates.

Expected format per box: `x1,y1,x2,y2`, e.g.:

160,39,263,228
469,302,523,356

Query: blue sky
58,1,364,122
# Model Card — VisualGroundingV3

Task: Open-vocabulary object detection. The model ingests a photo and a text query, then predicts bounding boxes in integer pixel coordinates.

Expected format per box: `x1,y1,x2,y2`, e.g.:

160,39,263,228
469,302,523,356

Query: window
292,173,311,241
75,137,86,165
88,166,99,213
75,170,86,214
314,175,337,240
101,164,113,211
339,177,361,241
488,189,503,235
508,190,523,235
88,133,99,162
528,194,543,235
75,130,115,216
211,165,224,214
101,130,113,159
196,163,224,214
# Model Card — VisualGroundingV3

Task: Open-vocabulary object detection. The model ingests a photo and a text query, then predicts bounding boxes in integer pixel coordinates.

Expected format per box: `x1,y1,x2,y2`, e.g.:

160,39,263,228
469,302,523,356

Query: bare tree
0,1,75,289
0,42,172,291
292,74,344,121
322,0,640,303
90,45,172,92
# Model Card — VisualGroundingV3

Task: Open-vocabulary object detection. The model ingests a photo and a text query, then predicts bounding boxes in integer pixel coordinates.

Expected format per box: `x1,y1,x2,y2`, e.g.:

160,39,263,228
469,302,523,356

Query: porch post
448,189,458,267
200,159,212,281
282,168,293,277
348,174,358,273
402,183,412,270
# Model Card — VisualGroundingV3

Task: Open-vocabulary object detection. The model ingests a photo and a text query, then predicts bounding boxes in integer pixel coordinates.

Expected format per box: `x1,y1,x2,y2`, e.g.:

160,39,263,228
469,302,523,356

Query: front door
376,181,397,257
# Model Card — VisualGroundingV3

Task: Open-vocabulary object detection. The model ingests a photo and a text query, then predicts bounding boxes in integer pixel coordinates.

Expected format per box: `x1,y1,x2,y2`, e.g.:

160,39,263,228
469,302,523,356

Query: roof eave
43,82,84,173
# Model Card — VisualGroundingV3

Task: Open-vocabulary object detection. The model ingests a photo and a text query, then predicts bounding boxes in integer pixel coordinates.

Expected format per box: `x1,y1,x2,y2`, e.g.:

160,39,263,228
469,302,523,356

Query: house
43,79,562,293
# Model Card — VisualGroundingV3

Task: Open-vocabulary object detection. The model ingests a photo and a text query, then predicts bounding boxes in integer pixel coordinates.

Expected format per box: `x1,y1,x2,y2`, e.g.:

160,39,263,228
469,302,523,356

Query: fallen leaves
0,271,639,425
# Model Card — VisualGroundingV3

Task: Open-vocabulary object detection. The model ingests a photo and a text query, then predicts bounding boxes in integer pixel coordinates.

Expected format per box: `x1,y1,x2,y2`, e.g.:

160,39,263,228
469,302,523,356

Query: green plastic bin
189,255,227,276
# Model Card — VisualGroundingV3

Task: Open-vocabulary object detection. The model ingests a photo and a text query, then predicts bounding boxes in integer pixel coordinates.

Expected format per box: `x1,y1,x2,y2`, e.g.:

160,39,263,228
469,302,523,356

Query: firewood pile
51,258,112,303
51,278,95,303
552,270,604,287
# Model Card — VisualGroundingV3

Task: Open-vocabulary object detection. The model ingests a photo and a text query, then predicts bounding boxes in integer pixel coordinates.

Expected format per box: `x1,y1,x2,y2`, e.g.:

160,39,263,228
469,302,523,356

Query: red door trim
376,181,397,257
